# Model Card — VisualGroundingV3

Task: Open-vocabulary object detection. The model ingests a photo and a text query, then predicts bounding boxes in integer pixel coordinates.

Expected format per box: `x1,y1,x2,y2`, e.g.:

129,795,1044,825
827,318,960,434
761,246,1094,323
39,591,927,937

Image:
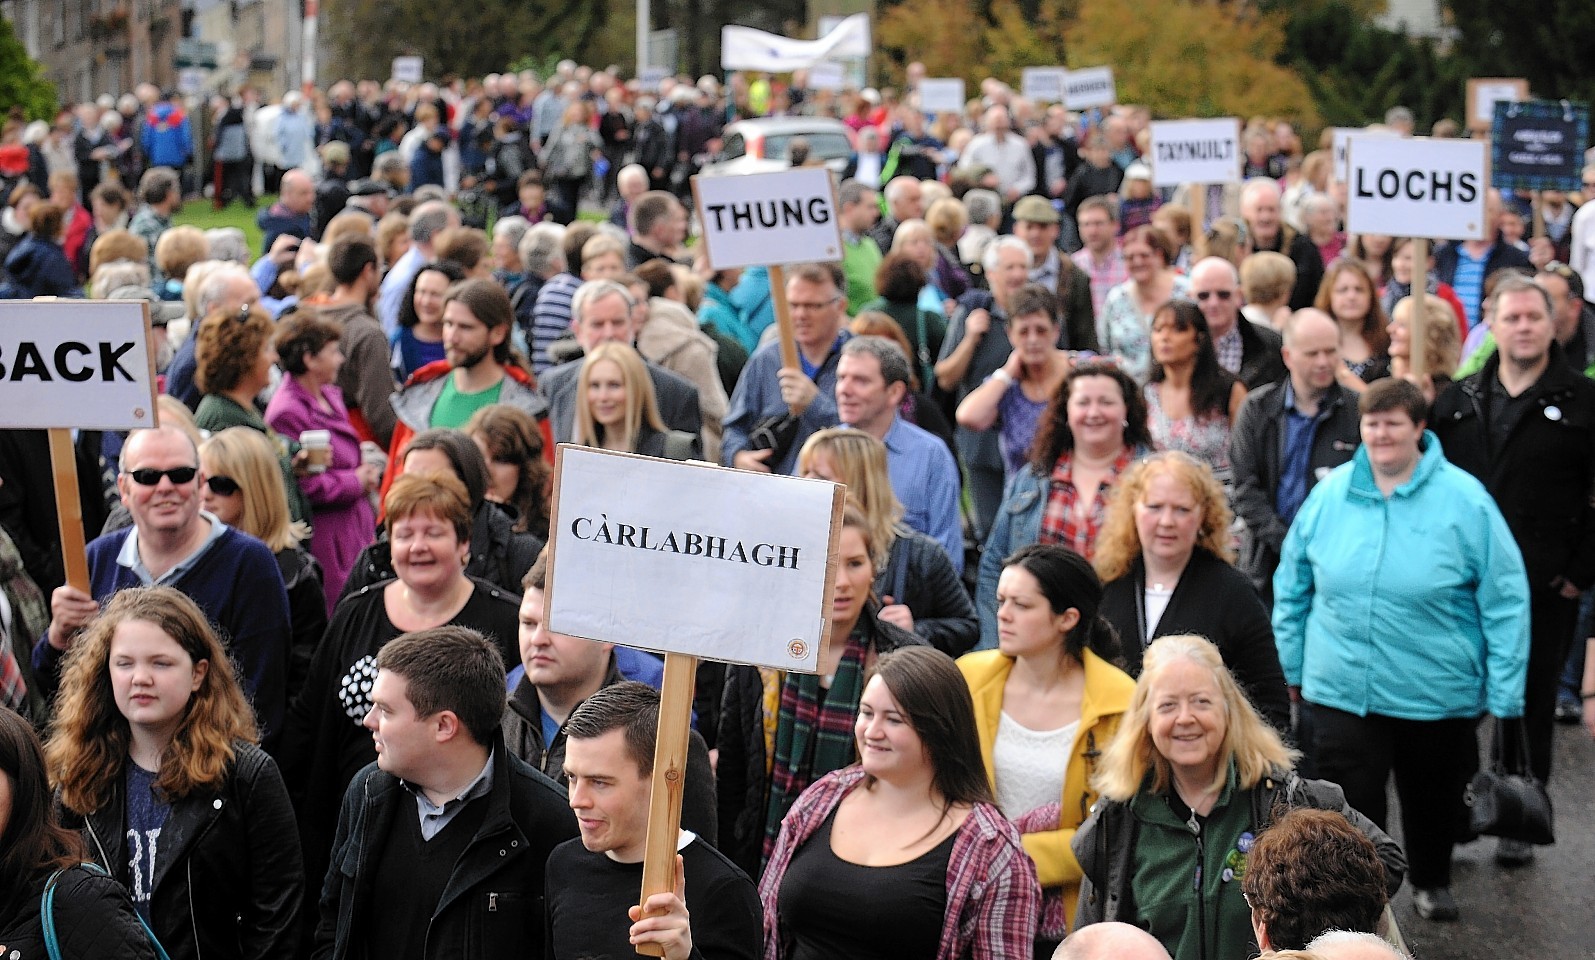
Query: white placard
390,56,423,84
1021,67,1067,104
691,167,842,269
177,67,208,96
1345,136,1488,241
0,301,157,430
547,446,842,672
1472,81,1524,128
806,61,846,91
918,78,966,115
1332,127,1399,184
1148,118,1241,187
1063,66,1116,110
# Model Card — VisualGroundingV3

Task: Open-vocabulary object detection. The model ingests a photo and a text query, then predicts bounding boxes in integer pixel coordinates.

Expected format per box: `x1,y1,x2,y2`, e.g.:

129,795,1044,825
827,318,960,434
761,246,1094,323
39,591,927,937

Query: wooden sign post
545,446,845,955
1149,117,1241,244
1346,136,1489,380
0,301,159,593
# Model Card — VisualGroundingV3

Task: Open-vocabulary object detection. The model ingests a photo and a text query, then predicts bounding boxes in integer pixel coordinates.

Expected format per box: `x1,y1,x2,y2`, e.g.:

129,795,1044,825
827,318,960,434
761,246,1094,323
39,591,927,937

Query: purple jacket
265,375,376,611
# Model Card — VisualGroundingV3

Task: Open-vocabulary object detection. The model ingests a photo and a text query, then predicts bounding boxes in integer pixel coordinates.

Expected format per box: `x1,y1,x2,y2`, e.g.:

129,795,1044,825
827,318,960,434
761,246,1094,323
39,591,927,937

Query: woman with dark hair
391,260,466,381
1094,452,1291,731
1144,299,1246,483
266,312,380,607
0,706,160,958
954,284,1073,479
959,544,1134,948
977,359,1152,648
760,645,1041,960
467,403,550,540
1314,258,1391,390
860,251,947,389
193,304,312,524
46,586,302,959
340,428,542,598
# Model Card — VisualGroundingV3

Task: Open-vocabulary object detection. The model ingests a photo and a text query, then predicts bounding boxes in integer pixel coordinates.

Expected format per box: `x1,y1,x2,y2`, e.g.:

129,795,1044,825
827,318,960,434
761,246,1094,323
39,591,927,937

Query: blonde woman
574,341,698,459
199,428,328,691
798,429,976,656
1387,293,1461,397
46,586,303,959
1072,635,1404,960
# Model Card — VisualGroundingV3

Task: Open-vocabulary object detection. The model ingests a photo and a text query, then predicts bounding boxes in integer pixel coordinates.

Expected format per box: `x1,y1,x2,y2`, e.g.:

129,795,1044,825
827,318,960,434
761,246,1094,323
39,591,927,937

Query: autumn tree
876,0,1070,90
0,19,56,121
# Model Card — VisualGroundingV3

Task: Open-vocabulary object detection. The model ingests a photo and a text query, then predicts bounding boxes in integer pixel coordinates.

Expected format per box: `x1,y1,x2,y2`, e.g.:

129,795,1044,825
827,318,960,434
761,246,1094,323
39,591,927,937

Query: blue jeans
1558,589,1592,704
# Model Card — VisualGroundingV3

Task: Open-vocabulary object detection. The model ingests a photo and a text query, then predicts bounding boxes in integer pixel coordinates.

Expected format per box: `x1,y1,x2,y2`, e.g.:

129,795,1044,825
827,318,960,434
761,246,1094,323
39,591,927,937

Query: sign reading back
918,78,966,115
1063,66,1116,110
1021,67,1067,104
1345,136,1487,241
547,446,842,673
1148,118,1241,187
1491,99,1590,193
0,301,157,430
691,167,842,270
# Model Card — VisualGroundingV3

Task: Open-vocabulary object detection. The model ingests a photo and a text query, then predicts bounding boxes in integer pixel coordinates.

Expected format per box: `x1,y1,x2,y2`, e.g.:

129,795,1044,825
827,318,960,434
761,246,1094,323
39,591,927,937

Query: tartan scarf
762,626,871,860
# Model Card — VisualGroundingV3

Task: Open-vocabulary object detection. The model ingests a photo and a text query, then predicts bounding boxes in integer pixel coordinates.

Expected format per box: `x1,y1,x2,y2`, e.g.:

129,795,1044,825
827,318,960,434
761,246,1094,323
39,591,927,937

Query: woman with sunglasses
193,304,312,525
1143,300,1246,485
199,427,328,696
265,312,381,608
46,586,303,960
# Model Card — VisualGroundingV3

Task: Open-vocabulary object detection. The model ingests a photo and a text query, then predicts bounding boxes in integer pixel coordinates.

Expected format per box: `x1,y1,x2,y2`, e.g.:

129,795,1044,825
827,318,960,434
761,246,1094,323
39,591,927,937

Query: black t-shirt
545,835,761,960
1488,377,1537,455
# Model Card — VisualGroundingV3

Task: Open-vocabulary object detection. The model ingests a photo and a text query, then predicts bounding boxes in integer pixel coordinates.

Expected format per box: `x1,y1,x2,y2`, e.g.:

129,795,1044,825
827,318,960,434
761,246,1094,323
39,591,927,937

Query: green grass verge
174,195,274,256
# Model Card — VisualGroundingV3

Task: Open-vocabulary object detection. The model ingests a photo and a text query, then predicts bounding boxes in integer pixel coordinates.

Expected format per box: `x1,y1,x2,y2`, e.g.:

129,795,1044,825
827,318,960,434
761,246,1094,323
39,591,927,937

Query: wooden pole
635,651,699,957
1410,237,1429,382
48,429,90,593
1532,190,1545,243
767,263,804,415
1190,184,1208,258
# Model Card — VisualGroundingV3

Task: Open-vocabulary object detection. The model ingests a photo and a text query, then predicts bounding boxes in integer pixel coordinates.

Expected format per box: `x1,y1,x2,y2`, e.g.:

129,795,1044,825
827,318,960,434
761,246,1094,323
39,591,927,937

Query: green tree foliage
1444,0,1595,107
0,18,57,120
876,0,1069,89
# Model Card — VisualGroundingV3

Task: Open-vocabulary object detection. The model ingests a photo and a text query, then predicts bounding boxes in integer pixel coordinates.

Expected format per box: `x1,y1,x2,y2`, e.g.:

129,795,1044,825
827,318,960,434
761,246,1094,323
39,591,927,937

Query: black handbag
1464,717,1554,845
746,412,802,467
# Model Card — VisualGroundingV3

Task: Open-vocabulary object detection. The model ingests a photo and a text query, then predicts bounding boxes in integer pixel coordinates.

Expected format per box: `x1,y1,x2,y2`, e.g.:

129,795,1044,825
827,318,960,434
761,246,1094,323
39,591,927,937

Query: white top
1144,582,1176,640
993,712,1079,819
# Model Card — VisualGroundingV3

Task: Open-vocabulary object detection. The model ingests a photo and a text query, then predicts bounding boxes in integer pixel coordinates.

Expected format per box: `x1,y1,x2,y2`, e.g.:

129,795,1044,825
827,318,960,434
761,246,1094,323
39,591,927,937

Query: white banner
1021,67,1067,104
721,14,869,72
691,167,843,269
0,301,157,430
1063,66,1117,110
390,56,423,84
918,78,966,115
547,446,843,672
1345,136,1488,241
1148,118,1241,187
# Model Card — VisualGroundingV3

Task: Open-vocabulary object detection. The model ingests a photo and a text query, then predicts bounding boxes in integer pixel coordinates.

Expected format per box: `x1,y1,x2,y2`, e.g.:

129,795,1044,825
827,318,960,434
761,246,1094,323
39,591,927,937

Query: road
1387,723,1594,959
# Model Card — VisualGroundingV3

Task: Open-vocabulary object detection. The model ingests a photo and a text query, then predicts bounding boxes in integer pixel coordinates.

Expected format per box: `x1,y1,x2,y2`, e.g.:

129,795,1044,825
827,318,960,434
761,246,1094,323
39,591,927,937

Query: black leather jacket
64,742,303,960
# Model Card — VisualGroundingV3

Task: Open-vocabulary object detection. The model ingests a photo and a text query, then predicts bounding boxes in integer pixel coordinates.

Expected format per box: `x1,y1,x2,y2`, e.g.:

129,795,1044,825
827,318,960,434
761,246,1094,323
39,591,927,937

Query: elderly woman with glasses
1097,226,1191,384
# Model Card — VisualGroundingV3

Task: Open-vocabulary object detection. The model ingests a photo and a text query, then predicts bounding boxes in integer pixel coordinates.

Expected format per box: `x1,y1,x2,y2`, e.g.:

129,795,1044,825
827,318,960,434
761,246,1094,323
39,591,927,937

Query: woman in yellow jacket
959,543,1135,952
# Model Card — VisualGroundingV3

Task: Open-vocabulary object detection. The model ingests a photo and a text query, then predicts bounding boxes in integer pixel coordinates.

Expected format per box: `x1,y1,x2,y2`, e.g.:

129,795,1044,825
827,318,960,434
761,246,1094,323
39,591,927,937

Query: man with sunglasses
34,425,291,747
1188,256,1284,390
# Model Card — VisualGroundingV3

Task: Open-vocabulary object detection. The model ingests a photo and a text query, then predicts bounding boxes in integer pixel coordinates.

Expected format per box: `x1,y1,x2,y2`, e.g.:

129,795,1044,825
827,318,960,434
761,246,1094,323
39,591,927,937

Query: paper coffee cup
300,430,332,474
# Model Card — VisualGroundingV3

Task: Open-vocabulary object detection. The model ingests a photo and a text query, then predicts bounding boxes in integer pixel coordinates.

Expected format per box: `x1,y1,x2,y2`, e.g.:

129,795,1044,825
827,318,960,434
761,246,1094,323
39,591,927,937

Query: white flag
720,14,871,72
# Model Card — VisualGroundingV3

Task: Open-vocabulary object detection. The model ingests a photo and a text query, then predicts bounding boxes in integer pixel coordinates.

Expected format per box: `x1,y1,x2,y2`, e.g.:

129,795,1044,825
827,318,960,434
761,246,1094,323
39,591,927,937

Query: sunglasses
125,466,198,486
1194,290,1233,301
205,475,241,496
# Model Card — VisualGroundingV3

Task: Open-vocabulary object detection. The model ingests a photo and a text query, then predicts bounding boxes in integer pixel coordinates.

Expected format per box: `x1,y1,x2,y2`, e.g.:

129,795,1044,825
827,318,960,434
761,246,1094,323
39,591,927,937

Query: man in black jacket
1229,309,1360,604
1189,257,1286,390
314,625,578,960
1431,274,1595,867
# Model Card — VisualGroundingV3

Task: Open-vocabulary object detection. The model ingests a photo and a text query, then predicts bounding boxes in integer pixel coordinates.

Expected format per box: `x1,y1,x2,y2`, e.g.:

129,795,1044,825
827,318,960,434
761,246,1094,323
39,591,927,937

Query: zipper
1188,809,1207,960
489,892,498,912
185,804,222,960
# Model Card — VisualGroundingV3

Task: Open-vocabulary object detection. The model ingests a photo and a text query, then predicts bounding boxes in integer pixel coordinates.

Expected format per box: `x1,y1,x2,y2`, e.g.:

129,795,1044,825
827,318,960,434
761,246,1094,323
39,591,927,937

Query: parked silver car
697,117,854,177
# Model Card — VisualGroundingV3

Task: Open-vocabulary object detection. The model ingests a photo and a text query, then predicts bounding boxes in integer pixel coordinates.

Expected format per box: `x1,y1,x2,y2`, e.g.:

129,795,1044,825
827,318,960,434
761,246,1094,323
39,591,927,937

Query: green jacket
194,393,313,525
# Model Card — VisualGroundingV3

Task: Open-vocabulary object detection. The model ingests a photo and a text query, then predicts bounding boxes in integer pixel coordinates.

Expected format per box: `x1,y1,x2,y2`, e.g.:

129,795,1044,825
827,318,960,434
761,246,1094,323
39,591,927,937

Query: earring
1121,419,1130,428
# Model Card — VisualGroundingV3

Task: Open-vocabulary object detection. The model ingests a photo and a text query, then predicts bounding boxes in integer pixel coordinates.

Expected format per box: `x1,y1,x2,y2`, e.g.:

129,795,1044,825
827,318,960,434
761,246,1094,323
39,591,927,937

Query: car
697,117,855,178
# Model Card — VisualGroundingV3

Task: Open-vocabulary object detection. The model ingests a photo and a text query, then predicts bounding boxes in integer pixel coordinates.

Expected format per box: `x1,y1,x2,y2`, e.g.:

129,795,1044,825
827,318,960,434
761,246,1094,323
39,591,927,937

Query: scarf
762,626,871,861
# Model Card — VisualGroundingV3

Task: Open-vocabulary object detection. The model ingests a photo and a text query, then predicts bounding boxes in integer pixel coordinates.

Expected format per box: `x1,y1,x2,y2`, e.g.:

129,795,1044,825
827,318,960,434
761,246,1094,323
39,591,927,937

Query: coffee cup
300,430,332,474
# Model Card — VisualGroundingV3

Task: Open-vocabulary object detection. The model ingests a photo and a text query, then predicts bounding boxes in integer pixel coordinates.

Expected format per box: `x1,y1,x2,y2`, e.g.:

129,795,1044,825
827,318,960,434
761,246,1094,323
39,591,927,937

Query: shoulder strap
44,862,175,960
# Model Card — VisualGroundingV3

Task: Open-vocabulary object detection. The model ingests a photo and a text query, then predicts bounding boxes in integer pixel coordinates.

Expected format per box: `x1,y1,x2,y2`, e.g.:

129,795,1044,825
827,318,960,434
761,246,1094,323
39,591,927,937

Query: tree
1064,0,1318,125
1444,0,1595,108
0,18,57,121
876,0,1070,90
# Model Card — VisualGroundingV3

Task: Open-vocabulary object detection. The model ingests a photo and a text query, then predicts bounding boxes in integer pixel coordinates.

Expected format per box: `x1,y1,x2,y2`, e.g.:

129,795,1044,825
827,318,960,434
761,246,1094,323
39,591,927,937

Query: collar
877,416,910,452
1215,322,1242,351
1029,249,1060,279
403,748,495,813
115,512,227,586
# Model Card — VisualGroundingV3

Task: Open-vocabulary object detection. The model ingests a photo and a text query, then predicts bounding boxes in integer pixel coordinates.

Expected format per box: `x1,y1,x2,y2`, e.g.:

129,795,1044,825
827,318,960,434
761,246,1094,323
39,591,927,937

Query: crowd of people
0,58,1592,960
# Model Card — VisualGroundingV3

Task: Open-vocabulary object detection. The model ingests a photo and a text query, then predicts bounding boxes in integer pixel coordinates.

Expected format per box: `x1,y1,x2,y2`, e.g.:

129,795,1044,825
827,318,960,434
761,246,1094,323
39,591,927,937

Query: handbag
1464,717,1554,845
43,862,174,960
746,412,802,467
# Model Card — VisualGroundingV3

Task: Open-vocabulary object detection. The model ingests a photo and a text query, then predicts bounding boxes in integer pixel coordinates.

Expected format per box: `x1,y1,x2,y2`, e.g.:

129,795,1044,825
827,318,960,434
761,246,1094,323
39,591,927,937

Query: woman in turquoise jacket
1272,378,1529,923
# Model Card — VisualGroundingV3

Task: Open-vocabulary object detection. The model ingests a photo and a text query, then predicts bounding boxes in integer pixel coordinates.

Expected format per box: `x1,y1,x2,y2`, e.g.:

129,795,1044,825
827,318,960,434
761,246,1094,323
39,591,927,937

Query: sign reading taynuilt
1063,66,1116,110
1346,136,1488,241
690,167,841,270
0,301,157,430
546,445,842,672
1148,118,1241,187
1491,99,1590,193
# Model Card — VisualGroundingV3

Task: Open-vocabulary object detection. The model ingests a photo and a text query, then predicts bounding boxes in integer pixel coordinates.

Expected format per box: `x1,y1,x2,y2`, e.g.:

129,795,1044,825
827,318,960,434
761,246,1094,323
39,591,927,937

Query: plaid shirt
1214,323,1244,375
1038,448,1137,560
760,767,1040,960
1070,246,1128,319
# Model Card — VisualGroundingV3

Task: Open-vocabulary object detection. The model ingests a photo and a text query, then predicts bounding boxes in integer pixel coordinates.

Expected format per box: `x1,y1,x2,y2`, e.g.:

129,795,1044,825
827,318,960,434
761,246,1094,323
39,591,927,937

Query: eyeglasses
788,297,840,311
125,466,198,486
205,475,241,496
1194,290,1233,301
1583,181,1595,190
